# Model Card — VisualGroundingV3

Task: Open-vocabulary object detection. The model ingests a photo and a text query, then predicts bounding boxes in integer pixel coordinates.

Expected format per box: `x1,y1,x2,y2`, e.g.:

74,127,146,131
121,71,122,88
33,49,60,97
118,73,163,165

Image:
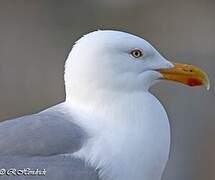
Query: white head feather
65,30,173,104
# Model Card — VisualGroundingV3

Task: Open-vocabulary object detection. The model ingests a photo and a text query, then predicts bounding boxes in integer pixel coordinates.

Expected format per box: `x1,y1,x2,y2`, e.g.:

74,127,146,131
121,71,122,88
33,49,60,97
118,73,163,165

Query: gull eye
130,49,143,58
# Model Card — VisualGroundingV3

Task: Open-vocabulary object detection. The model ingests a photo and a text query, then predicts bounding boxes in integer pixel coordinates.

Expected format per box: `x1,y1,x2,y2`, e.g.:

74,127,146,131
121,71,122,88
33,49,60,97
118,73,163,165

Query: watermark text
0,168,47,176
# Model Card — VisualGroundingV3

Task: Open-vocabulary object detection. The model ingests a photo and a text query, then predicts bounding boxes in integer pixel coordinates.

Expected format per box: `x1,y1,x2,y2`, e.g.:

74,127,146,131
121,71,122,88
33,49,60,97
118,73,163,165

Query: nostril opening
183,69,193,72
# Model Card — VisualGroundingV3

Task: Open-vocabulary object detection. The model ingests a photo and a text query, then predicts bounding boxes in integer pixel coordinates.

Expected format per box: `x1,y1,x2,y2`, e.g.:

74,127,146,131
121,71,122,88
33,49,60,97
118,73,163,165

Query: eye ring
130,49,143,58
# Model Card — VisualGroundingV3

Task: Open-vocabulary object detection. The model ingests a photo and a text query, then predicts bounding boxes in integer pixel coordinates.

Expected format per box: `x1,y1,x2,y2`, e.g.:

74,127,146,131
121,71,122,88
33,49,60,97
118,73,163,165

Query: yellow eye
130,49,143,58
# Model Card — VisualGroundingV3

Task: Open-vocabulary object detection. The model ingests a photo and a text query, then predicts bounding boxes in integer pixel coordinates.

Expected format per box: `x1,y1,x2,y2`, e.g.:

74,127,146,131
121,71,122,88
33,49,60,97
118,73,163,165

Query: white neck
71,91,170,180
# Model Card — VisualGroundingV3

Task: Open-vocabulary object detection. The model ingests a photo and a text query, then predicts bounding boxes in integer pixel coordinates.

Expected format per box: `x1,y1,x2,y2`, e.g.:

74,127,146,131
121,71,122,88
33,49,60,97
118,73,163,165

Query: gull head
65,30,209,102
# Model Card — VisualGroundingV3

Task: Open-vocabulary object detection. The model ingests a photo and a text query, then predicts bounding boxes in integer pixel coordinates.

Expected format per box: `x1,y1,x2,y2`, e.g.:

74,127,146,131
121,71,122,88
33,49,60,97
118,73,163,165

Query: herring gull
0,30,209,180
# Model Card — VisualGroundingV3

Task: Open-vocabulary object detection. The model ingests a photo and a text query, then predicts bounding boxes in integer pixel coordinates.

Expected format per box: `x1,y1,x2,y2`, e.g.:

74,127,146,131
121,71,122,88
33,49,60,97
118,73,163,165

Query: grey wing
0,104,85,156
0,103,100,180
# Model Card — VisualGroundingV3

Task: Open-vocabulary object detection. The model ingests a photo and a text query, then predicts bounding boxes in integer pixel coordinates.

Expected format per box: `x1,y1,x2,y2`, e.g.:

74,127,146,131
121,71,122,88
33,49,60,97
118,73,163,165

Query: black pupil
133,50,141,57
135,51,139,56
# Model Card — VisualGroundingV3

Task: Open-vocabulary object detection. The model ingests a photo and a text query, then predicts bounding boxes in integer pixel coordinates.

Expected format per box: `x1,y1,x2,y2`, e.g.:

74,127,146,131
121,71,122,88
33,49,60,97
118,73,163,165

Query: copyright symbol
0,168,6,176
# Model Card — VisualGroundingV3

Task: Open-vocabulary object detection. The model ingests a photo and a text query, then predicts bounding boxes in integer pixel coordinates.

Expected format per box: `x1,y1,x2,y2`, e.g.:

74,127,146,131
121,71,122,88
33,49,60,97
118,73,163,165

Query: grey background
0,0,214,180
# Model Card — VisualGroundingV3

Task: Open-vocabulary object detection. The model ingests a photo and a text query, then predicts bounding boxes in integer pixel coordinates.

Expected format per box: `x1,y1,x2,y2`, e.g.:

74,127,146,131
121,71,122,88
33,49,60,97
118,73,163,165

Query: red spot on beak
187,78,202,86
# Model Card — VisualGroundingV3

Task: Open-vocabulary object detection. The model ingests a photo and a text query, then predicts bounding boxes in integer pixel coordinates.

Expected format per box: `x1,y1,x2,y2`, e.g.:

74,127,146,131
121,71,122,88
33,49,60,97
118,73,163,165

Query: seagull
0,30,209,180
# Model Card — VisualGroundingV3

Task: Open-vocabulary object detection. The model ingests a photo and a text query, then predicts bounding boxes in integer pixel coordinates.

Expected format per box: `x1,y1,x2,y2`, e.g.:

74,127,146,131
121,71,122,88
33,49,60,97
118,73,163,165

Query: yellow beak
157,62,210,90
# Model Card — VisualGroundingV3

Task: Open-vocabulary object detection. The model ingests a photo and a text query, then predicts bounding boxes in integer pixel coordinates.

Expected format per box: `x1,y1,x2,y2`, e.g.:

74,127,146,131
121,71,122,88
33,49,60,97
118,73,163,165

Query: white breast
73,92,170,180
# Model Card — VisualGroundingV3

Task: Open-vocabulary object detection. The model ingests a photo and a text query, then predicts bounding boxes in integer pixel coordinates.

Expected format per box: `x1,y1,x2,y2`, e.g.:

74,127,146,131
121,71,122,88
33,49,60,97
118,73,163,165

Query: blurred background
0,0,214,179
